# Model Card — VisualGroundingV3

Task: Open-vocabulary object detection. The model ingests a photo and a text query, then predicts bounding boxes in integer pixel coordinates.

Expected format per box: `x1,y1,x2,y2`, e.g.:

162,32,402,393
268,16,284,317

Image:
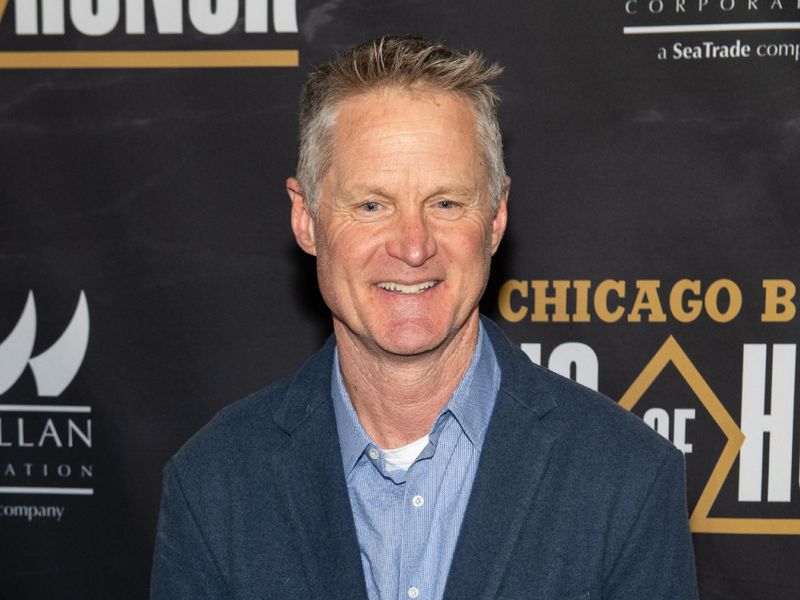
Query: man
151,36,698,600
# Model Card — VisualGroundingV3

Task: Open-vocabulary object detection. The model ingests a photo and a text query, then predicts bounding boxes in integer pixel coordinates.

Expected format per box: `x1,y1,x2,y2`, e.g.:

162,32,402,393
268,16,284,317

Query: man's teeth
377,281,438,294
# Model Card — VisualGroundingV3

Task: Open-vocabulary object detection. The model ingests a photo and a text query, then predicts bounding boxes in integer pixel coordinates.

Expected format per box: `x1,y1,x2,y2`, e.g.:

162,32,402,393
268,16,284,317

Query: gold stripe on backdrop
0,50,299,69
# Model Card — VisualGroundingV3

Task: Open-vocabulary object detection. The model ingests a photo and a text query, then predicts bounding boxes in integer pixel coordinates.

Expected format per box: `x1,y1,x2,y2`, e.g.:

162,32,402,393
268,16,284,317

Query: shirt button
407,586,419,598
368,447,379,460
411,495,424,508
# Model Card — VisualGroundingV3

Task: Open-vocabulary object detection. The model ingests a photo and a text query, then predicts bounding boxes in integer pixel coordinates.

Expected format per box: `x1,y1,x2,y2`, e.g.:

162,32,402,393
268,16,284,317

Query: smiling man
151,36,699,600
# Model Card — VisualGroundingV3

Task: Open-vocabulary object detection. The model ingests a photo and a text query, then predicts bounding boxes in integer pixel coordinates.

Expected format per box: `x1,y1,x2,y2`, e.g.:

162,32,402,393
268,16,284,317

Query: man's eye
431,199,467,220
360,201,380,212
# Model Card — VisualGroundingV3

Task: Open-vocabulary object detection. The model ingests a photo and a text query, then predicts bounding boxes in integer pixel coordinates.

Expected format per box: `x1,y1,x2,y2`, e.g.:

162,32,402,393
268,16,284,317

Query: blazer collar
272,335,336,434
481,315,559,418
444,317,563,600
269,334,368,600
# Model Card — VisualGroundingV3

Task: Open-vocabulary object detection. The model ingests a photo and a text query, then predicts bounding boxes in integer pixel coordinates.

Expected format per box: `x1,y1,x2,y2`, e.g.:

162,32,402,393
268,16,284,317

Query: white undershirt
382,435,430,472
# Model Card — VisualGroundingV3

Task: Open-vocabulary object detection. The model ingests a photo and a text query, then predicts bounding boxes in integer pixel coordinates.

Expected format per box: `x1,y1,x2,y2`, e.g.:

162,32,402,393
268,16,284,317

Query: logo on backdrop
498,277,799,534
0,291,89,397
622,1,800,63
0,0,299,69
0,291,94,504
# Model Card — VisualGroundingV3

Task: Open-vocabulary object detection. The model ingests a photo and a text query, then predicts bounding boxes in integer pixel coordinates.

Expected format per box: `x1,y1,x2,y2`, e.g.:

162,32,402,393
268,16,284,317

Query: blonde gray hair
296,35,506,214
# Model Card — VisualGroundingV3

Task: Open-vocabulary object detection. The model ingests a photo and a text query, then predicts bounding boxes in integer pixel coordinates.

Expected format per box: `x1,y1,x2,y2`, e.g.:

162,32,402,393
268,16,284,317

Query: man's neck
334,316,480,449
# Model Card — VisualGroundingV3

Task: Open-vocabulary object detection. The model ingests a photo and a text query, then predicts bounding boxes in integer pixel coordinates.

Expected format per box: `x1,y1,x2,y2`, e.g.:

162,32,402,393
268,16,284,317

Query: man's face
290,87,507,358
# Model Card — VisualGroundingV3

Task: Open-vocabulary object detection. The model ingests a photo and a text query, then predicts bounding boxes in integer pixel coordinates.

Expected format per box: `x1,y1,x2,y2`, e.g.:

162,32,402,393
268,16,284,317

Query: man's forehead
329,91,478,160
318,86,488,199
332,86,476,132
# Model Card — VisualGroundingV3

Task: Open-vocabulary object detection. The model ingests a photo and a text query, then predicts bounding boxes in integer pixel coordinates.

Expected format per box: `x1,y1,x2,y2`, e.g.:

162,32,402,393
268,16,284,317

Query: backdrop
1,1,798,598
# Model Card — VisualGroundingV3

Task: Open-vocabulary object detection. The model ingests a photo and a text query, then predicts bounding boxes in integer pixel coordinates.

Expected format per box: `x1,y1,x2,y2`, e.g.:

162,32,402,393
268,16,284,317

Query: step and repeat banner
1,1,798,598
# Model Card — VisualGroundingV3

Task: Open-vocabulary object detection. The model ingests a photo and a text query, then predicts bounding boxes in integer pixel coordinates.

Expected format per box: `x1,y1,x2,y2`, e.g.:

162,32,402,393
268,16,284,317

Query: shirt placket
398,453,433,600
357,449,406,599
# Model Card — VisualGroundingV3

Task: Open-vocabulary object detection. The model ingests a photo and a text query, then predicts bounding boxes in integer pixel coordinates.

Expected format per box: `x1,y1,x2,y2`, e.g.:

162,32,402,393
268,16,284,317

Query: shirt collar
331,351,373,475
331,322,500,476
443,324,499,450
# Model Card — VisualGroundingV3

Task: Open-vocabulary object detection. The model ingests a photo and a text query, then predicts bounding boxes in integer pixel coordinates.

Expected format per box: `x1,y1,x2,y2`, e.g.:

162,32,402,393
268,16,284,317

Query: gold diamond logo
620,336,800,534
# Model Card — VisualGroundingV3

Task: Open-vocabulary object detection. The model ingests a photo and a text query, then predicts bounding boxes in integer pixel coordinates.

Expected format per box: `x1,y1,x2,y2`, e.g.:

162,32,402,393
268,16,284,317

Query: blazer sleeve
150,460,233,600
603,447,699,600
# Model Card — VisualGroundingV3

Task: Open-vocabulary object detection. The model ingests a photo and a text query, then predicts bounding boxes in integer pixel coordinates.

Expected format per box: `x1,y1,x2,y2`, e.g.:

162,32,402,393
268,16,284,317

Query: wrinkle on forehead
325,87,488,203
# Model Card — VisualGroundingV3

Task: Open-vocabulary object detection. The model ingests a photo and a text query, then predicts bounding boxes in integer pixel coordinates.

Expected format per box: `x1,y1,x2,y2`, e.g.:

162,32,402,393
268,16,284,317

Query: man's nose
385,209,437,267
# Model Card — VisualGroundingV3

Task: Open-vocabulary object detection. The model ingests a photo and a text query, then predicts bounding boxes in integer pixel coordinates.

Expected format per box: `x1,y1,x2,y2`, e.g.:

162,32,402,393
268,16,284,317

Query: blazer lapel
444,320,561,600
270,340,369,600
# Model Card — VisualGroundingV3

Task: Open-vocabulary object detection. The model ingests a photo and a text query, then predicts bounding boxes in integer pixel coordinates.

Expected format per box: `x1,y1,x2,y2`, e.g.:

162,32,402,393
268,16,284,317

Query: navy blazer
151,318,698,600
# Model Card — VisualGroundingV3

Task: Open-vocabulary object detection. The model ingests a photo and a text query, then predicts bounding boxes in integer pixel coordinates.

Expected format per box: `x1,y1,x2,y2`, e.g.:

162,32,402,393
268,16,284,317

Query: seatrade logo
0,291,94,505
498,277,800,534
0,0,299,69
622,1,800,62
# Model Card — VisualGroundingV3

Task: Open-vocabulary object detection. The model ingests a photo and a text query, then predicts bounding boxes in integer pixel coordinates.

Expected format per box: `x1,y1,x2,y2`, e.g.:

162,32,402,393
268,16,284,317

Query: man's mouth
376,281,440,295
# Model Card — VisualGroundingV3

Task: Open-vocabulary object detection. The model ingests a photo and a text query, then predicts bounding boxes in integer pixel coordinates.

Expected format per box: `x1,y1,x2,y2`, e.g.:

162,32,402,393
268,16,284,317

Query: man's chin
370,323,456,358
334,313,479,359
376,339,442,358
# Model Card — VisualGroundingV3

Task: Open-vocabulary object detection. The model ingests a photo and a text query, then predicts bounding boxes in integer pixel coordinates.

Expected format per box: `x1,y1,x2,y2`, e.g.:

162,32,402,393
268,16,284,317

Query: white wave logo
0,291,89,397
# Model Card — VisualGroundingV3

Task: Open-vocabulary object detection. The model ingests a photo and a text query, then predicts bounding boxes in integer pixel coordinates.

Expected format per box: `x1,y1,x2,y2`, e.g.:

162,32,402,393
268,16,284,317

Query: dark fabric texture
150,316,699,600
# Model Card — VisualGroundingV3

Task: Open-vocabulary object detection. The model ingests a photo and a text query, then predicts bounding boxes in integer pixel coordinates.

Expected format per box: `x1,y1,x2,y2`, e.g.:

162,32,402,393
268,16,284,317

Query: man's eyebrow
363,187,395,199
426,185,478,199
333,186,394,202
331,183,480,205
340,185,477,199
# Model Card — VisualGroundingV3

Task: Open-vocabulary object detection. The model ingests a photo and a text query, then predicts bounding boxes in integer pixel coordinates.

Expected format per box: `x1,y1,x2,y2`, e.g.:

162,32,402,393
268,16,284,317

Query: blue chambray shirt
332,324,501,600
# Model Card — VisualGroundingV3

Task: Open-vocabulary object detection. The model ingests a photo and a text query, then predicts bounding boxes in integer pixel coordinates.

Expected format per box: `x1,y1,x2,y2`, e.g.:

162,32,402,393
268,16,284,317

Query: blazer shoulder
169,335,337,474
170,374,294,474
485,317,679,471
532,361,680,468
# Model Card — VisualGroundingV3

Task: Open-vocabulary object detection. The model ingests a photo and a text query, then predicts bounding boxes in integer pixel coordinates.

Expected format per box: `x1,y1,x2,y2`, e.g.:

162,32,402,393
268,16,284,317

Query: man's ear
490,177,510,255
287,177,317,256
